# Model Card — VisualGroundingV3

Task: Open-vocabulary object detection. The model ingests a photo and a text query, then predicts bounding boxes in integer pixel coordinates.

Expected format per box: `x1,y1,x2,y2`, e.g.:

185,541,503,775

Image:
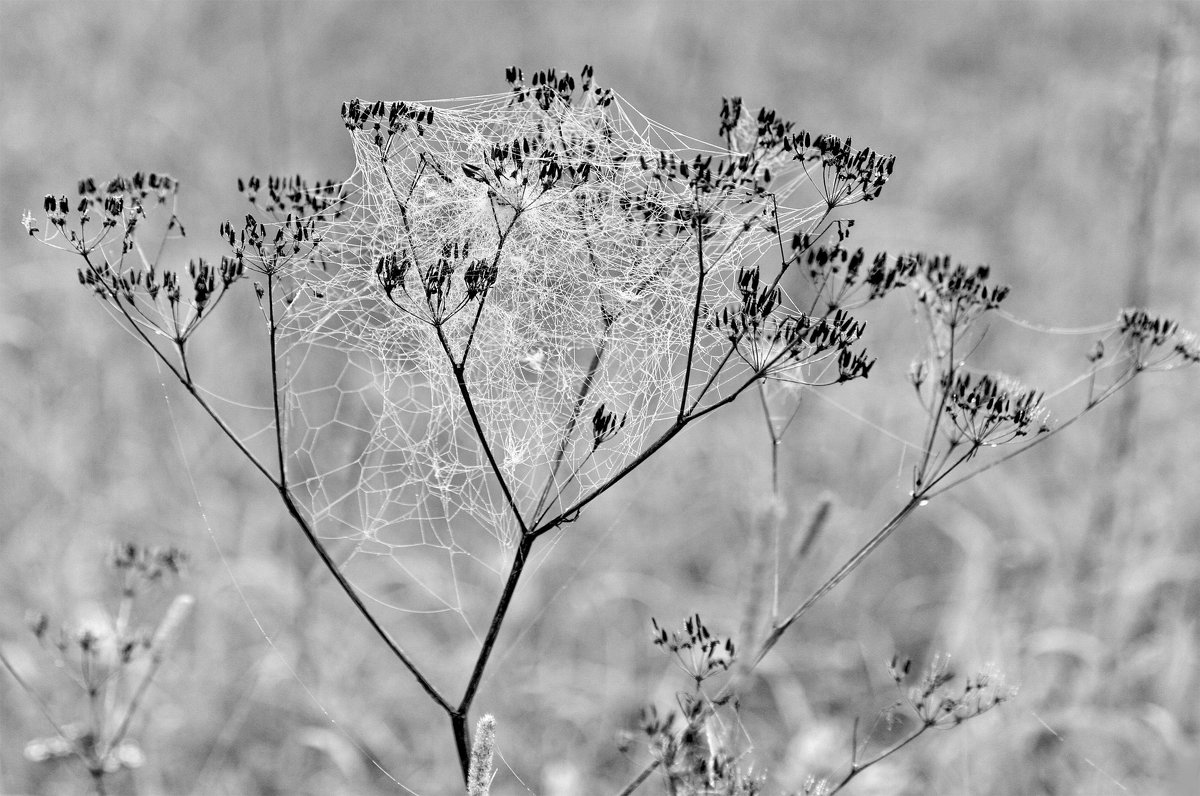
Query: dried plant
0,543,192,796
23,65,1197,791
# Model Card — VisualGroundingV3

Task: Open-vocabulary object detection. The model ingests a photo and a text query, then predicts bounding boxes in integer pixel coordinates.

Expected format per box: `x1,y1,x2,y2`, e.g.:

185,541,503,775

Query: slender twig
438,326,529,537
0,647,74,743
616,759,660,796
259,271,453,712
688,339,739,411
678,207,706,422
925,375,1129,499
536,372,762,536
828,722,930,795
459,283,492,363
757,379,783,496
533,344,606,524
620,358,1135,794
915,323,958,489
1089,19,1179,571
275,484,452,711
78,250,279,485
754,497,923,669
534,200,613,521
617,495,923,795
266,270,289,484
107,595,195,752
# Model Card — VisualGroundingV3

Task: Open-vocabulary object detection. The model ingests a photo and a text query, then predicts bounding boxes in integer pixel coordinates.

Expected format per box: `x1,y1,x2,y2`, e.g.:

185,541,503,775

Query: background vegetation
2,2,1197,794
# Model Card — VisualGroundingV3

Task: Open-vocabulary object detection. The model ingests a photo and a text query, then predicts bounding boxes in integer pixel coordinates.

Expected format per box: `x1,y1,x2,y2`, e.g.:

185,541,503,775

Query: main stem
450,533,537,780
432,311,537,780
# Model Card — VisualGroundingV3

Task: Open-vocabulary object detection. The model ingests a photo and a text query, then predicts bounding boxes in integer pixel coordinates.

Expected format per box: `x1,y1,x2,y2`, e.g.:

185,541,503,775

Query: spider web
274,83,824,623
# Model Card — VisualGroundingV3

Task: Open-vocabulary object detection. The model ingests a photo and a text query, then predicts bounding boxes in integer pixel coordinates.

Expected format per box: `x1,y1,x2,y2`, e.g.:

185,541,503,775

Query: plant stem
266,270,289,483
450,711,471,784
537,372,761,536
441,328,529,536
0,647,74,745
755,497,922,668
828,723,929,795
616,761,659,796
534,342,606,523
255,272,452,712
678,209,706,422
618,494,928,793
451,533,537,780
1088,17,1179,575
277,486,452,708
108,595,195,752
458,535,535,709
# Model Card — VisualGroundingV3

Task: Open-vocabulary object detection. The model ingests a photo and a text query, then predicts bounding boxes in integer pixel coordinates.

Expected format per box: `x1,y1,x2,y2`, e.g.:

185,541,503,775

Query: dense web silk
276,87,822,615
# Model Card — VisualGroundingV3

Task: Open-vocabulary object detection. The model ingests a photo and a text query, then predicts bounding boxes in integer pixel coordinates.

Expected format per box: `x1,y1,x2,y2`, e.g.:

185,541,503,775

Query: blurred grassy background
2,2,1198,794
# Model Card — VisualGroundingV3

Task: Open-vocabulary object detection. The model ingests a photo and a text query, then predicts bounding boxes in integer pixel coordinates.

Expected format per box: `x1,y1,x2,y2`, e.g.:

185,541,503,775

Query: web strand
154,359,413,793
275,86,814,627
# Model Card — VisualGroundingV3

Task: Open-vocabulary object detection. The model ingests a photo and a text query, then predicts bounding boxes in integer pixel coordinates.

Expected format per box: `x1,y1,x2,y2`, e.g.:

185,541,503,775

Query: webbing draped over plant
26,64,1197,789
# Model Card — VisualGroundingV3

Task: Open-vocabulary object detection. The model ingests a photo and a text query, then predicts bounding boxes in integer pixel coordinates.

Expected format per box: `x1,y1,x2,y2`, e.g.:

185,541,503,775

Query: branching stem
754,497,923,668
535,372,761,536
828,722,930,795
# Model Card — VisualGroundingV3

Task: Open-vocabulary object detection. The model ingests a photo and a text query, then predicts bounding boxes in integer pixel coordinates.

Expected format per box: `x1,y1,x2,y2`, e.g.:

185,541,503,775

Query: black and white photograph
1,2,1198,794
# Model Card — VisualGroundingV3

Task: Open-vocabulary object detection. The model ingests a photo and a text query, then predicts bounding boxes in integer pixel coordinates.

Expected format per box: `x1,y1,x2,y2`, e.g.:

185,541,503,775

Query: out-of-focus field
2,2,1198,794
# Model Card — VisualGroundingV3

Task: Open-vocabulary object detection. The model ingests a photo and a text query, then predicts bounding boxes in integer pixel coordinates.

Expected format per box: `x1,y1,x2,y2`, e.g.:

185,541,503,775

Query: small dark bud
25,610,49,641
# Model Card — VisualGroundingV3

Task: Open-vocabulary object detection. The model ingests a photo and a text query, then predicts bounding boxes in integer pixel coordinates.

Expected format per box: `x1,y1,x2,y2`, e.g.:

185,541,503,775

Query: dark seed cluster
506,64,613,110
342,98,435,149
939,371,1048,445
909,253,1010,325
238,174,346,222
652,614,736,687
376,237,499,324
1117,308,1200,371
